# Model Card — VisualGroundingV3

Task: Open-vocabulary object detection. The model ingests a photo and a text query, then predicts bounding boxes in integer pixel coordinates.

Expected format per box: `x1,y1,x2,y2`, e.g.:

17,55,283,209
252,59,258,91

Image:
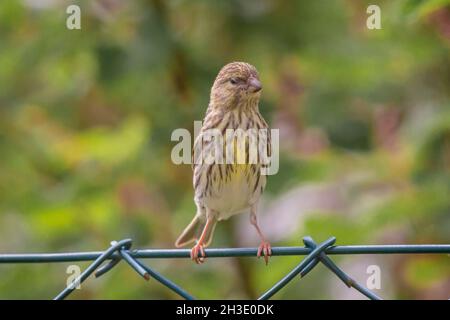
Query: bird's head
210,62,262,110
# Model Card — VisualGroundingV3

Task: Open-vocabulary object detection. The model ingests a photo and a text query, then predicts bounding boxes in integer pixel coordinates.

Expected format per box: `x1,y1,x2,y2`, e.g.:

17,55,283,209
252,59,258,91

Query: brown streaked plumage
175,62,272,264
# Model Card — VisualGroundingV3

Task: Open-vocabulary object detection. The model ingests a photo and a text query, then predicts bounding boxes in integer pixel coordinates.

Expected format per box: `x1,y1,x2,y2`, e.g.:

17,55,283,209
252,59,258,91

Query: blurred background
0,0,449,299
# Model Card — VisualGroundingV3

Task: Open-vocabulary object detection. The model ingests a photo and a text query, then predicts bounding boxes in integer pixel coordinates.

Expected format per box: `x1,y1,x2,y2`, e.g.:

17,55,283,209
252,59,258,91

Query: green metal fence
1,236,449,300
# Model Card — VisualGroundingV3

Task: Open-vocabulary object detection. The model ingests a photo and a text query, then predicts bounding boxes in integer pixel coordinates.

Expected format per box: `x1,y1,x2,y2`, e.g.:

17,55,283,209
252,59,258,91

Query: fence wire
0,236,449,300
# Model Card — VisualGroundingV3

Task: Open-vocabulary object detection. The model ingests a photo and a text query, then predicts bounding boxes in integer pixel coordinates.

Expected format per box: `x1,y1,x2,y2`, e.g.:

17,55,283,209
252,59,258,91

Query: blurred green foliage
0,0,449,299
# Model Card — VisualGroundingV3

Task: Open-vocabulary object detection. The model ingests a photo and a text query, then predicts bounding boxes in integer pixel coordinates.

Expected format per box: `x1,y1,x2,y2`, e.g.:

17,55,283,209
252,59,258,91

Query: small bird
175,62,272,264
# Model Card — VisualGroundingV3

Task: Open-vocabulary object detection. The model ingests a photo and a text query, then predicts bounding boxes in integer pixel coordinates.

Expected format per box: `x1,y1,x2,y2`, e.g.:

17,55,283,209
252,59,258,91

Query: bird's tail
175,215,217,248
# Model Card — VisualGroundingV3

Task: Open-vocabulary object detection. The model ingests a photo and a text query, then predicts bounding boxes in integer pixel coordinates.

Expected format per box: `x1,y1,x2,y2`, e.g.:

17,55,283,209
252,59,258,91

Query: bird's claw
190,243,206,264
257,241,272,265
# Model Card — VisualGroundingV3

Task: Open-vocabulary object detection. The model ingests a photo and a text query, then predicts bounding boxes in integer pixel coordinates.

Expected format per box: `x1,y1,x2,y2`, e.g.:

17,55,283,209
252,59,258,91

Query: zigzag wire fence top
0,236,449,300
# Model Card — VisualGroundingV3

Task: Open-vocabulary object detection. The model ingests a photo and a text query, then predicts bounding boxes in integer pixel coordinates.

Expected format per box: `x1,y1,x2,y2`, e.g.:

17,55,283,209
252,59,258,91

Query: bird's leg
250,205,272,265
190,216,213,264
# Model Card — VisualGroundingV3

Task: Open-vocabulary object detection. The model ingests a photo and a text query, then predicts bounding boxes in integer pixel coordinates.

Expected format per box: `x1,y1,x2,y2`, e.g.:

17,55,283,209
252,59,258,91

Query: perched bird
175,62,272,264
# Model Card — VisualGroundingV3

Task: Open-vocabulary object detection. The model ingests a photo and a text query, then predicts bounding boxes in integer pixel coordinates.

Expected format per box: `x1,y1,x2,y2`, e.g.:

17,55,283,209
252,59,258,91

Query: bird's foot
190,243,206,264
257,241,272,265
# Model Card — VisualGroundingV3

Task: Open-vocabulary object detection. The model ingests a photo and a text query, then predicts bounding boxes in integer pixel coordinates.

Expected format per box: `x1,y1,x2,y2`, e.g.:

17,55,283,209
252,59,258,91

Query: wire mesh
0,236,449,300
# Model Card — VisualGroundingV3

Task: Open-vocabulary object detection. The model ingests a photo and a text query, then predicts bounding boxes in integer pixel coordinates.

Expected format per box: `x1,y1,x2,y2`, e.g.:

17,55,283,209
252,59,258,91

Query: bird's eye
230,78,238,85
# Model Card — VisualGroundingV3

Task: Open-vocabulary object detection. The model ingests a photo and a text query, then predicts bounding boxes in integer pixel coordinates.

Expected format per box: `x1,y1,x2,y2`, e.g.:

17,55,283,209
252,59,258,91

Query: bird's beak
248,77,262,93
